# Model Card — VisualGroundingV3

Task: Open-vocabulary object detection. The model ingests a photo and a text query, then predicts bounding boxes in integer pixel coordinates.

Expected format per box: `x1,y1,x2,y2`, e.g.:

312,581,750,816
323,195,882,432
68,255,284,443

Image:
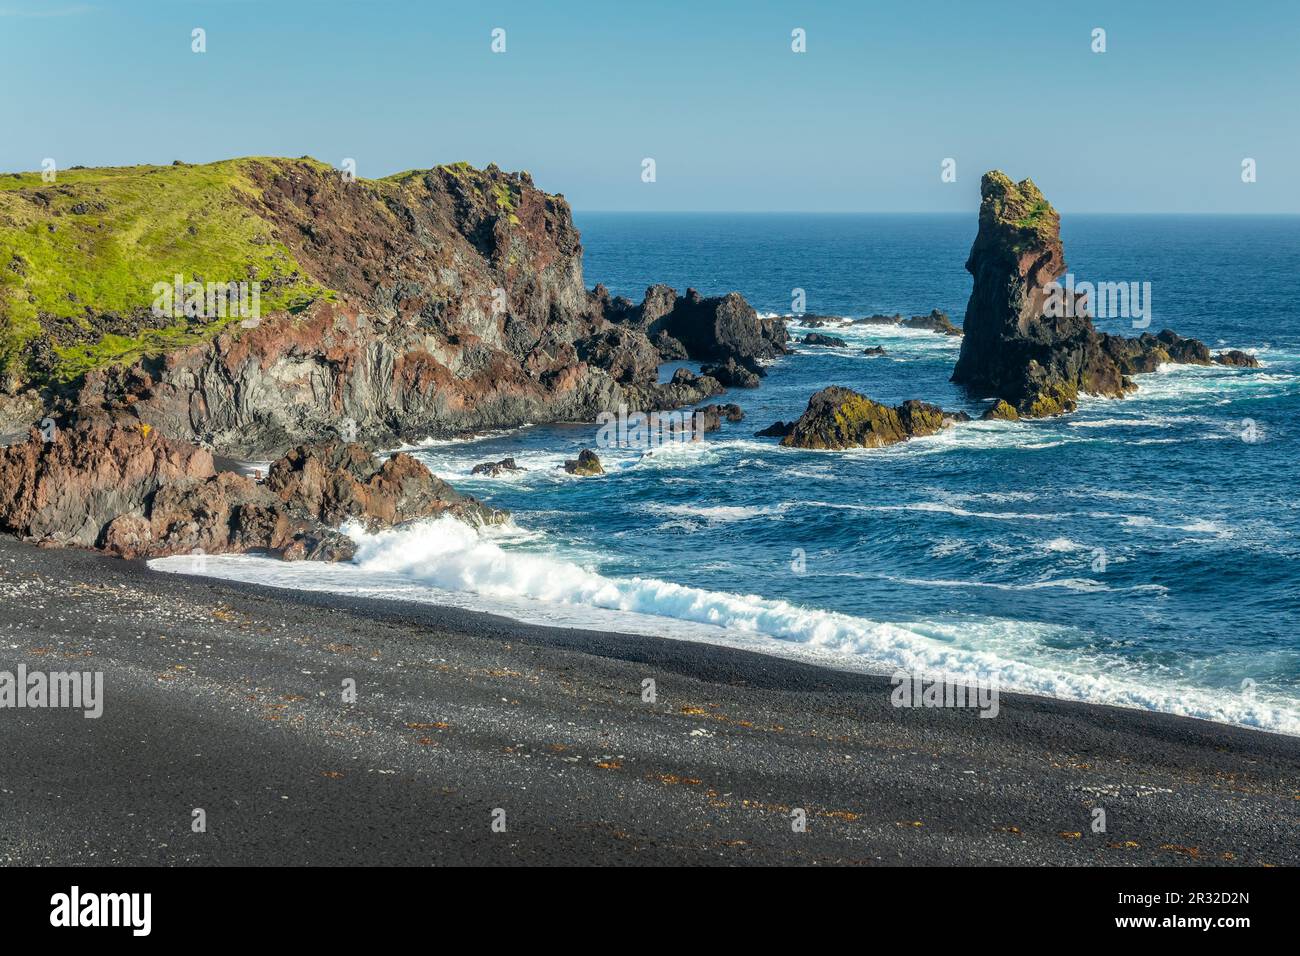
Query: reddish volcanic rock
266,441,505,530
0,419,214,547
0,419,498,560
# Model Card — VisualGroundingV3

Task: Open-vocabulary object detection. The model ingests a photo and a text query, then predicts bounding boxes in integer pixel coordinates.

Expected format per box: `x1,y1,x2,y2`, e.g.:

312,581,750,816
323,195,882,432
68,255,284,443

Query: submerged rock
780,386,965,450
802,333,848,347
694,403,744,433
1214,349,1260,368
902,309,962,336
471,457,524,477
563,449,604,476
795,314,849,328
862,346,887,356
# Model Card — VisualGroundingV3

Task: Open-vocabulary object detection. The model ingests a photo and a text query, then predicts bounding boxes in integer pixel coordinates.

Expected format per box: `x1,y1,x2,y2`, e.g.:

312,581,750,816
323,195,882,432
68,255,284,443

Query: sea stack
951,171,1243,417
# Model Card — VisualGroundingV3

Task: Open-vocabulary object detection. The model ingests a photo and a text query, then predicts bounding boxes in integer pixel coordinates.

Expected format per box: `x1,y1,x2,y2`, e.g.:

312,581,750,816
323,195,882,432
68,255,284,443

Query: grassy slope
0,157,338,386
0,156,534,389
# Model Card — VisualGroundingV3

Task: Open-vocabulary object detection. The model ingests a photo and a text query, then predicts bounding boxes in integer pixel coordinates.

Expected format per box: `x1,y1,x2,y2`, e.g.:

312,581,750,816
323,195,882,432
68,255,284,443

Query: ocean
152,212,1300,735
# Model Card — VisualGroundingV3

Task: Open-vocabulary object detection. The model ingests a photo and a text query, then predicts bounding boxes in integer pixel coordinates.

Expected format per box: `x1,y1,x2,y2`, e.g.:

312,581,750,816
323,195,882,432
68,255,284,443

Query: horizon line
572,209,1300,216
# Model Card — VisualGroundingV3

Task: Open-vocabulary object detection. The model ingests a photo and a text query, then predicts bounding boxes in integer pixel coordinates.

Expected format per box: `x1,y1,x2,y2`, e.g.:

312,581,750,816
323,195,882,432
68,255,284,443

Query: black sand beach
0,535,1295,866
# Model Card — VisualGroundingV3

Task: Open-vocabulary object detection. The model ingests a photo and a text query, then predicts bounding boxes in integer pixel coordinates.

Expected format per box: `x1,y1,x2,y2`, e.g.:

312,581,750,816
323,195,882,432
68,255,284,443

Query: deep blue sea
156,213,1300,734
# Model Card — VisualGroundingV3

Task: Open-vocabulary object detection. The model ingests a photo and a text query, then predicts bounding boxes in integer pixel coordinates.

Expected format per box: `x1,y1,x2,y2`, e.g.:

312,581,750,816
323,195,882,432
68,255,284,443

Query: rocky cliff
0,156,786,558
1,158,775,457
951,171,1255,417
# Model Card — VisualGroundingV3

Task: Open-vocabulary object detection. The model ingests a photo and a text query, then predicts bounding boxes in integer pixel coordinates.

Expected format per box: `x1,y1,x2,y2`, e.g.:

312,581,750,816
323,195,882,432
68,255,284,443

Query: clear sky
1,0,1296,212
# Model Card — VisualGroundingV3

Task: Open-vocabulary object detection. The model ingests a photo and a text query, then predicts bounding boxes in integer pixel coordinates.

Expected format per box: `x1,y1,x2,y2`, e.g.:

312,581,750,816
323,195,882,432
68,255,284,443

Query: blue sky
1,0,1296,212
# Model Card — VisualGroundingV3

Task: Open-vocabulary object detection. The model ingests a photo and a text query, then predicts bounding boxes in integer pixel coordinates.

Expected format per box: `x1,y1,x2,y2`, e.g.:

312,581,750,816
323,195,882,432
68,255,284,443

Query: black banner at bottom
1,865,1287,939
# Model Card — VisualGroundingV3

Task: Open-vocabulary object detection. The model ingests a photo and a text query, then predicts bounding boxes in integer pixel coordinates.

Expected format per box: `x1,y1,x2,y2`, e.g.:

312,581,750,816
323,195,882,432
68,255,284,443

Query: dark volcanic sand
0,535,1295,866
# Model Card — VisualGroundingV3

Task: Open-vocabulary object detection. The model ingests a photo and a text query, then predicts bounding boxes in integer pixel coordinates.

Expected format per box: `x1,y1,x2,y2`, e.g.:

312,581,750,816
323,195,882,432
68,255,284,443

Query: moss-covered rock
563,448,604,476
780,386,962,450
981,399,1020,421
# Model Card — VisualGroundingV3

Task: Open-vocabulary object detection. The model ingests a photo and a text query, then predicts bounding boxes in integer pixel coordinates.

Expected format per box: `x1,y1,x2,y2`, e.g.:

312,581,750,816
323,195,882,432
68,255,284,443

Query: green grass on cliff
983,169,1058,244
0,158,331,386
0,156,551,390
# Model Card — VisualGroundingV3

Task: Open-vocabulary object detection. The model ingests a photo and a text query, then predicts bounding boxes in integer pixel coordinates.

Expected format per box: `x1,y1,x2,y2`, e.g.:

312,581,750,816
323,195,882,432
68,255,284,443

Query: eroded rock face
63,162,771,459
951,171,1228,417
0,420,497,560
265,441,504,530
780,386,965,450
0,420,214,547
125,471,355,562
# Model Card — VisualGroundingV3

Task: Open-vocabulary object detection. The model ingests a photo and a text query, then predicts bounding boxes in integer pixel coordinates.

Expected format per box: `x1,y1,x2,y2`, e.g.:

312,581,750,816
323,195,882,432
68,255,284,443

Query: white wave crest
152,516,1300,735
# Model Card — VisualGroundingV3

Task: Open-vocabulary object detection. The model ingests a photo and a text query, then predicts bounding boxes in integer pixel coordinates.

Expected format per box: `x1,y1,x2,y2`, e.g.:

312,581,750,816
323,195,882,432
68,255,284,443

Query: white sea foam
1040,537,1086,553
886,574,1168,595
388,424,534,452
151,515,1300,736
643,503,789,524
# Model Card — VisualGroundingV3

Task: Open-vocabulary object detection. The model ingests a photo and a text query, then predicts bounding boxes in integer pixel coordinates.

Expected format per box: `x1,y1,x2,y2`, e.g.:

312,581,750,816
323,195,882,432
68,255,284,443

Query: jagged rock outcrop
982,399,1020,421
110,471,355,562
604,285,789,365
862,346,887,356
951,171,1234,416
642,368,725,408
1215,349,1260,368
0,420,496,560
0,419,213,547
780,386,967,450
699,357,764,389
265,441,503,530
